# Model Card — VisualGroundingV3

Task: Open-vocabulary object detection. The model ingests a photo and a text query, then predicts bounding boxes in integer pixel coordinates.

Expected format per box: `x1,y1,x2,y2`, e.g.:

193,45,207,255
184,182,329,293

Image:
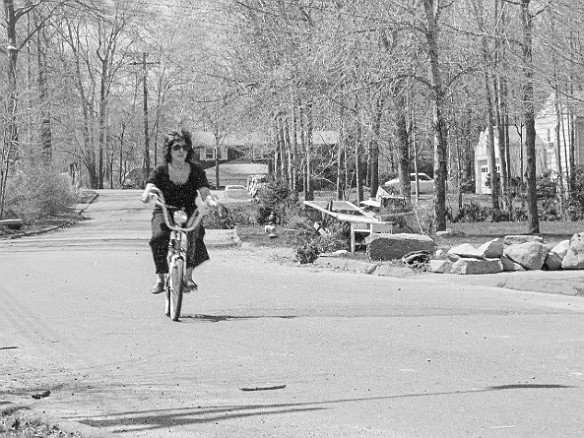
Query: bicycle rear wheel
167,257,184,321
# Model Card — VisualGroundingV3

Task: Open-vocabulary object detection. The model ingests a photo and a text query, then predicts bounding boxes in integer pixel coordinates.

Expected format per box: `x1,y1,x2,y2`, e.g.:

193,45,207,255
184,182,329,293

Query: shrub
295,242,319,264
312,234,349,253
450,201,490,223
293,214,351,264
459,178,476,194
4,165,78,222
203,202,261,228
252,177,301,226
536,171,557,200
568,167,584,219
253,177,291,207
539,199,561,221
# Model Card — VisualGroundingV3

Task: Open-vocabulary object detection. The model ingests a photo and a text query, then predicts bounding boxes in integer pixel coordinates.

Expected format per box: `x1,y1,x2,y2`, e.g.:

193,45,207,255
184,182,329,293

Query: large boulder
544,253,563,271
503,242,549,270
500,255,526,272
427,259,452,274
477,238,505,258
451,258,502,275
447,243,484,259
550,240,570,259
545,240,569,271
562,233,584,270
366,233,436,261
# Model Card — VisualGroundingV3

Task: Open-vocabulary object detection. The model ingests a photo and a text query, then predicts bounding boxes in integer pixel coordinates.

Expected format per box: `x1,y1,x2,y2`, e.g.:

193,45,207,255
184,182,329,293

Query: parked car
384,173,434,193
223,184,251,201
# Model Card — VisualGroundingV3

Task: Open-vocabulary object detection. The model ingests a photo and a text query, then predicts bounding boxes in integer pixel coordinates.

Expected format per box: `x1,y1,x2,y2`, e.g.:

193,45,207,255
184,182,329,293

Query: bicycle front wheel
168,257,184,321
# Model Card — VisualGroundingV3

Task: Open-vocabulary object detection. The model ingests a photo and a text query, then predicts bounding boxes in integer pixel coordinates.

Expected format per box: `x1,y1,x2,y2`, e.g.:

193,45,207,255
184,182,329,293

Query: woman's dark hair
162,129,194,163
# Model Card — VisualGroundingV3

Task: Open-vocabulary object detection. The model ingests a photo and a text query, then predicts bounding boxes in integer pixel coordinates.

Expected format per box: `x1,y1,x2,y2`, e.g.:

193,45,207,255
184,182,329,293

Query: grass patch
443,221,582,247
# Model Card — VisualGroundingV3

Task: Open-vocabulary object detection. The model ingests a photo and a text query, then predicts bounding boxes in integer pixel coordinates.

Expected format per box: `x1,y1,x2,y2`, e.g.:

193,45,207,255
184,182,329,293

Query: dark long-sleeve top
147,162,209,216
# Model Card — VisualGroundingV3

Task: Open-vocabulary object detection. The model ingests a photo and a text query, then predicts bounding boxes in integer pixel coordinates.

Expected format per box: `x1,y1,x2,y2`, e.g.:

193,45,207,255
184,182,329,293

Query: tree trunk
37,27,52,164
290,94,299,192
142,53,151,188
554,92,564,214
396,90,411,201
279,114,287,179
369,95,383,199
284,113,292,185
1,0,19,218
494,0,509,209
423,0,448,232
336,102,345,200
521,0,539,234
273,114,280,179
494,78,508,208
4,0,19,160
214,127,221,188
353,97,363,204
98,59,108,189
303,100,314,201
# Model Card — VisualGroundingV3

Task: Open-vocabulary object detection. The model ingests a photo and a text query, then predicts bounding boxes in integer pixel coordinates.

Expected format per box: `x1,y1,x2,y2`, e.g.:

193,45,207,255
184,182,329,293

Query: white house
474,126,547,194
533,94,584,176
475,94,584,194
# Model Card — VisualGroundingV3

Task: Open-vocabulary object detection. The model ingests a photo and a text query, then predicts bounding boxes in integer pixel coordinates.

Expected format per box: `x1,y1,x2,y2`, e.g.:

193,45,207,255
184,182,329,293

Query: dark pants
149,209,210,274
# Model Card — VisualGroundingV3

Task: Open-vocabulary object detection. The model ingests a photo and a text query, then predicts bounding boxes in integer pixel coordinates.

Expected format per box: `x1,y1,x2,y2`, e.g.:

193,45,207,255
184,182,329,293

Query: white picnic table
303,200,394,252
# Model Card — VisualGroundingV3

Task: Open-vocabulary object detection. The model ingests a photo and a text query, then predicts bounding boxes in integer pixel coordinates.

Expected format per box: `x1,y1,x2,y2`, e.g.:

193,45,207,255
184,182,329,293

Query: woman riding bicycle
141,129,212,294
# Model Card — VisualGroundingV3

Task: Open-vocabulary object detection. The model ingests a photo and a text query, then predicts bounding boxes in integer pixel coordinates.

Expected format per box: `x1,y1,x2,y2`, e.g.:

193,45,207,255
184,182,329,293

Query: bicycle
148,187,219,322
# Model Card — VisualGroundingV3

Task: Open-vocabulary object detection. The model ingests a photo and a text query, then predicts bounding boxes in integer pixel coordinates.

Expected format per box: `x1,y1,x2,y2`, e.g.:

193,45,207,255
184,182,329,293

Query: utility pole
131,52,160,185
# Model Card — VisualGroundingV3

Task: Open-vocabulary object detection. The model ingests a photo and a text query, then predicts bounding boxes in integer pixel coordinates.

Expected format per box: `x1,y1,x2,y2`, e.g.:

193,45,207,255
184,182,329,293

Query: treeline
1,0,584,232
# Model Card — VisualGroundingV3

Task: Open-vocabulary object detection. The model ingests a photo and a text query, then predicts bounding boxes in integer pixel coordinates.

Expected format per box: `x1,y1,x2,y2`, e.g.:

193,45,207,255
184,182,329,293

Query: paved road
1,190,584,438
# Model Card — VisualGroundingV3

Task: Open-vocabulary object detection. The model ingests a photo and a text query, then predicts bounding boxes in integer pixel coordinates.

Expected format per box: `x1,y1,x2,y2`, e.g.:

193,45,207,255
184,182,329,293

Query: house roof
192,132,267,148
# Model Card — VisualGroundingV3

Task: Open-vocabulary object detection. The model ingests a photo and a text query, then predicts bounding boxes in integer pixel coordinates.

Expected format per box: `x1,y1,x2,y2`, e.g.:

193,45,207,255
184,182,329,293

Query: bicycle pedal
183,281,198,293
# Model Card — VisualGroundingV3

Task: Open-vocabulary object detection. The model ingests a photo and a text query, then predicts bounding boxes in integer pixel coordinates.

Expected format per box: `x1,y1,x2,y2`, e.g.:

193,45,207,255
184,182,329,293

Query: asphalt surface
1,190,583,438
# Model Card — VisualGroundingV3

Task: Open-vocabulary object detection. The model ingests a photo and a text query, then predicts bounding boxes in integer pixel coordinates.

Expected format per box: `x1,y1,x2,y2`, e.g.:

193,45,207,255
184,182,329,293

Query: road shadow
180,314,297,323
488,384,572,390
80,404,324,433
72,383,576,433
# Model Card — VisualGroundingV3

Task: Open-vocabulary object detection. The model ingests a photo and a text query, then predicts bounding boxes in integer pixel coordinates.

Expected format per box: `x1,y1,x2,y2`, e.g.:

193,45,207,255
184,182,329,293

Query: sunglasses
172,144,189,151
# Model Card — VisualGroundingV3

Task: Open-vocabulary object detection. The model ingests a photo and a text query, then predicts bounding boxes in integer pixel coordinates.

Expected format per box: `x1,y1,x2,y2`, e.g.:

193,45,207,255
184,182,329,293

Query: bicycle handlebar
148,187,219,233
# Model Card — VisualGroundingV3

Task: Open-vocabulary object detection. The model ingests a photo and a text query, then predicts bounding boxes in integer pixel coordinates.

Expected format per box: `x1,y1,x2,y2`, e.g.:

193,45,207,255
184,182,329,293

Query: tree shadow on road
180,314,298,323
73,383,576,434
80,404,324,433
488,384,572,390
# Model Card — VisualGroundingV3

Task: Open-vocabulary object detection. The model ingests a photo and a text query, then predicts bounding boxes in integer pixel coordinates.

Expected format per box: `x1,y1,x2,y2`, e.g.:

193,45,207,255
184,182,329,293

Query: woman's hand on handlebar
142,183,158,204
